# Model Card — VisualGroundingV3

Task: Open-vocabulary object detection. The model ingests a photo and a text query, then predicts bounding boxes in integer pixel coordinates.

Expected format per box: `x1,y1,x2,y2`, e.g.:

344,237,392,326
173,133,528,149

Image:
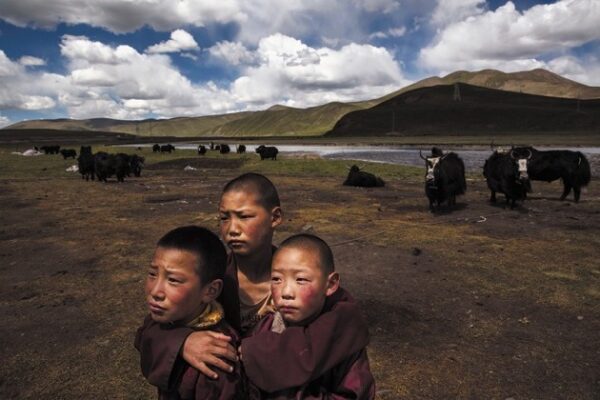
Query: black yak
483,148,531,209
255,145,278,160
59,148,77,159
152,144,160,153
511,146,591,202
198,145,207,155
236,144,246,154
343,165,385,188
220,144,231,154
420,148,466,212
160,144,175,153
77,146,95,181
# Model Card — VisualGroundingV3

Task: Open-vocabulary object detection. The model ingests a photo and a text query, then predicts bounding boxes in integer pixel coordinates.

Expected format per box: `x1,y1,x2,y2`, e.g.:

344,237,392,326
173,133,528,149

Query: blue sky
0,0,599,127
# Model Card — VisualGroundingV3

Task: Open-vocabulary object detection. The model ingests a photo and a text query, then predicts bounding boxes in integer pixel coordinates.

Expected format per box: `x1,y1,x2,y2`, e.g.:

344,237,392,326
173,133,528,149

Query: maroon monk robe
244,309,374,400
241,287,372,394
135,315,244,399
136,252,367,392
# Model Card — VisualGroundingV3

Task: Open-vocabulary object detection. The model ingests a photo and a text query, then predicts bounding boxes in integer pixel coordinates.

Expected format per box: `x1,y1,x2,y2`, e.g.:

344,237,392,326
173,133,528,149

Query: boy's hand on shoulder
182,331,238,379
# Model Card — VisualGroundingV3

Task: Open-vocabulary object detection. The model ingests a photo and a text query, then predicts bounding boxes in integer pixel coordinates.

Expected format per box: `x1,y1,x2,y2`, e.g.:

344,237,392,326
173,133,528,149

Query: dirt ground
0,155,599,399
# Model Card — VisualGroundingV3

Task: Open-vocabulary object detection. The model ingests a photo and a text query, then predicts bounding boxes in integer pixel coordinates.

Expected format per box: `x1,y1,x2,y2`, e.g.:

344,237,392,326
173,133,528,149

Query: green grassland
0,145,425,182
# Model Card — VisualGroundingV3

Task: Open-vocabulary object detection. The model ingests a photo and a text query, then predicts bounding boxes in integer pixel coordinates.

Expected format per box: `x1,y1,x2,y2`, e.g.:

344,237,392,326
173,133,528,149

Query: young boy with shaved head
135,226,243,399
242,233,375,399
136,173,369,395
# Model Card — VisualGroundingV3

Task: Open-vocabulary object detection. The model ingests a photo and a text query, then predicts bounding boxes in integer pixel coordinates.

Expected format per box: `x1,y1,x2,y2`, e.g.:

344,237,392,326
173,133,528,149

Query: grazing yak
255,145,279,160
343,165,385,188
220,144,231,154
77,146,95,181
236,144,246,154
420,147,466,212
160,144,175,153
94,152,134,182
59,148,77,159
197,145,207,155
130,154,145,177
40,145,61,154
483,148,531,209
152,144,160,153
511,146,591,202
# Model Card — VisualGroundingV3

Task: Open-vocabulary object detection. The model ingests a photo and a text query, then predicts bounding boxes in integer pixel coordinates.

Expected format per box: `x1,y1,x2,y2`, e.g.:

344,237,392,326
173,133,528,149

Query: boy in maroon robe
136,173,369,395
242,233,375,399
135,226,244,399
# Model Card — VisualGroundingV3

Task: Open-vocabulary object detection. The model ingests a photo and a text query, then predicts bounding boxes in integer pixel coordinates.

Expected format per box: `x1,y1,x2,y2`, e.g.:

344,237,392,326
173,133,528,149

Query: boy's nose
228,218,241,236
150,280,165,300
281,282,294,299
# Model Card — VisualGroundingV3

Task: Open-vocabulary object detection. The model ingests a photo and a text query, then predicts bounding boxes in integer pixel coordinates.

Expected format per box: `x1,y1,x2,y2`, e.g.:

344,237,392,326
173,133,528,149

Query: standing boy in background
135,226,243,399
242,233,375,399
136,173,369,394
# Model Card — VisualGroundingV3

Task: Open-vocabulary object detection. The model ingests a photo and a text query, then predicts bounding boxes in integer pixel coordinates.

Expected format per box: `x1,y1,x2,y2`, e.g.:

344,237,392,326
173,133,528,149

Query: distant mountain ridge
326,82,600,137
6,69,600,137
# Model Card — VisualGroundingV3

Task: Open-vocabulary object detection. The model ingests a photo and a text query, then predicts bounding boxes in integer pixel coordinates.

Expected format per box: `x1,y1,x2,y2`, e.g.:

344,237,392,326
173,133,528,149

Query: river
126,143,600,175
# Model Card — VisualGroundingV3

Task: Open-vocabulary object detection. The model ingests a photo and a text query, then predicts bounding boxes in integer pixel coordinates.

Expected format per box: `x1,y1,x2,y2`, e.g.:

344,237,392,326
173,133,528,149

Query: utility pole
453,83,461,102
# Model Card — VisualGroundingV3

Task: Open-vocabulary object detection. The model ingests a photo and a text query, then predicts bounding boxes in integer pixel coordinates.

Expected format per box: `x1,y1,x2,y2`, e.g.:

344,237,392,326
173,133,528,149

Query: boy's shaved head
277,233,334,275
222,173,280,210
157,225,226,284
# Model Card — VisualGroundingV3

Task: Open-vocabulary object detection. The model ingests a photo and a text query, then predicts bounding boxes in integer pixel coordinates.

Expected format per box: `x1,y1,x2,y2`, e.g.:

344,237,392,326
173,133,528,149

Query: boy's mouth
228,240,245,248
148,302,166,313
278,305,298,314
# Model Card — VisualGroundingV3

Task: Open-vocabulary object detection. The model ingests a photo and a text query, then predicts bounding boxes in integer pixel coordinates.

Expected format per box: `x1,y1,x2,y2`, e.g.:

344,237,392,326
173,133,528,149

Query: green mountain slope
6,69,600,137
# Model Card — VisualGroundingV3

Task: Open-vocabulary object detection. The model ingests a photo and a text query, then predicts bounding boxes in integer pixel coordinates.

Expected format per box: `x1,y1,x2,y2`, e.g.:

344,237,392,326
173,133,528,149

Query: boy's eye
271,276,281,283
219,215,229,221
147,270,157,278
168,277,183,284
296,278,309,283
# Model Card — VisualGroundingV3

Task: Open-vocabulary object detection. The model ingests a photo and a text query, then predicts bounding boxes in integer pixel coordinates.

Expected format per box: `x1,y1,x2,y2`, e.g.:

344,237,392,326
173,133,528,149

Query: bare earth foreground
0,151,599,399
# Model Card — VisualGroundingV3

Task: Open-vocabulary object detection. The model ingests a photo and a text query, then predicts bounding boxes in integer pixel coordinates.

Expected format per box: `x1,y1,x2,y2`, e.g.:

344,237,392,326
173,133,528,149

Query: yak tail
376,177,385,187
574,152,591,187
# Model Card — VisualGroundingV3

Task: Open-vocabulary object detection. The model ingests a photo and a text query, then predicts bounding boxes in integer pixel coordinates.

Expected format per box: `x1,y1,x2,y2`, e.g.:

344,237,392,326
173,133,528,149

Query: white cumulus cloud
146,29,199,54
209,41,257,66
431,0,486,27
420,0,600,75
18,56,46,67
230,34,408,107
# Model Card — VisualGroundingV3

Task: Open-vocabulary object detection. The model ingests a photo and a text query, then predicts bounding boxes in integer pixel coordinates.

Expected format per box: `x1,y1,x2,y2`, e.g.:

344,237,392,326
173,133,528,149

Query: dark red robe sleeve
241,287,370,392
135,315,194,391
327,348,375,400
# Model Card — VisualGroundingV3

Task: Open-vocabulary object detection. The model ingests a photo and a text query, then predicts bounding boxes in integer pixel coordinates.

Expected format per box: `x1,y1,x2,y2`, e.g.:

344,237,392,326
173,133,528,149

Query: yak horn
526,149,532,160
419,150,426,160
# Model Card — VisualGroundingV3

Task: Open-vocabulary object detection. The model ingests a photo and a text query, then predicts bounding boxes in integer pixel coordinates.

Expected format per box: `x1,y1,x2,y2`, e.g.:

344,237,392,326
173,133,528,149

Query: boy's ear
270,206,283,228
325,272,340,297
201,279,223,303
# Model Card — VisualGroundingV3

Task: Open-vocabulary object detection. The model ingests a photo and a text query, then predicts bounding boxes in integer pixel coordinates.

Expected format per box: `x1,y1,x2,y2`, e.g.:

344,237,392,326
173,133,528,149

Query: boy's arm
135,315,194,391
241,289,369,392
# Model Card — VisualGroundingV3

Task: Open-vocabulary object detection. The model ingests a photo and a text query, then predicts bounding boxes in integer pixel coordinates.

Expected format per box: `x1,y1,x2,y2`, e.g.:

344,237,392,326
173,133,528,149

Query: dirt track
1,157,599,399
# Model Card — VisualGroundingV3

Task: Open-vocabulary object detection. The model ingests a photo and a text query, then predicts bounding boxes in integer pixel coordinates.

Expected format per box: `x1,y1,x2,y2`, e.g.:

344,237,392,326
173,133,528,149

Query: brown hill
325,83,600,137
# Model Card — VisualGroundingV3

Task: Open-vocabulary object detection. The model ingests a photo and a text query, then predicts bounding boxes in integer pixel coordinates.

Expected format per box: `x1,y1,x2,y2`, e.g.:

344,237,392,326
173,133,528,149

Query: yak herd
344,145,591,212
36,142,591,211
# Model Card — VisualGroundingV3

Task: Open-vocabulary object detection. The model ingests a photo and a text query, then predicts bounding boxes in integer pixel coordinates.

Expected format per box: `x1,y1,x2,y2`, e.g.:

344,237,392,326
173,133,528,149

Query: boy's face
219,189,281,257
145,247,210,325
271,246,339,326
